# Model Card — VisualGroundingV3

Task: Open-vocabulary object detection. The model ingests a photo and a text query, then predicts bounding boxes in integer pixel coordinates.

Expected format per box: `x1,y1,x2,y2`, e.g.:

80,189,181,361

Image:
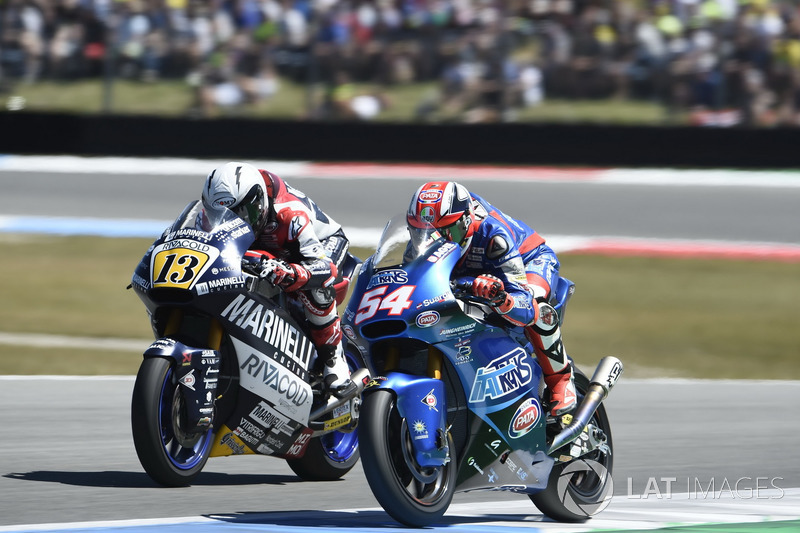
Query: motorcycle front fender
367,372,449,468
143,337,221,429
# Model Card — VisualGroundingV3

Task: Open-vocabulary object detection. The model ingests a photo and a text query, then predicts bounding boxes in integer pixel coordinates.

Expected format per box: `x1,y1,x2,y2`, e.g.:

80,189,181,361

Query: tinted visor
439,214,469,245
233,185,265,230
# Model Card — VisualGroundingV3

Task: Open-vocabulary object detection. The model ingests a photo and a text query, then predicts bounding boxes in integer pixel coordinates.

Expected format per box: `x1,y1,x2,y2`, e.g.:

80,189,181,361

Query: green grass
3,78,675,125
1,234,797,378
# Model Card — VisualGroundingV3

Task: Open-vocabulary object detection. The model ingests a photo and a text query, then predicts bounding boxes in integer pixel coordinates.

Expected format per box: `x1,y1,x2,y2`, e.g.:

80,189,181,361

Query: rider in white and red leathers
407,181,576,416
202,162,353,395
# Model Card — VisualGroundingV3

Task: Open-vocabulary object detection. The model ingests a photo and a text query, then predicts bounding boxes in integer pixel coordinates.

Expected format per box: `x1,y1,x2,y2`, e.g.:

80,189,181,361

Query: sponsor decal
131,272,150,290
469,347,533,403
250,401,291,434
233,425,260,446
284,429,313,458
160,239,211,252
211,265,237,275
220,432,246,455
416,311,440,327
196,275,246,295
484,439,502,457
421,389,439,412
240,352,310,408
417,293,450,308
288,215,307,240
221,294,315,371
323,414,352,431
211,196,236,208
420,206,437,224
366,269,408,289
230,225,250,239
440,323,476,337
468,457,484,475
427,241,457,263
419,190,443,203
165,228,212,243
412,420,428,440
179,369,196,391
508,398,541,439
343,324,356,340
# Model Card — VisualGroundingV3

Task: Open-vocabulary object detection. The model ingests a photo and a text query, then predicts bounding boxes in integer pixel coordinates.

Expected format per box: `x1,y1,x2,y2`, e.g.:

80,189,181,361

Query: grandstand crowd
2,0,800,126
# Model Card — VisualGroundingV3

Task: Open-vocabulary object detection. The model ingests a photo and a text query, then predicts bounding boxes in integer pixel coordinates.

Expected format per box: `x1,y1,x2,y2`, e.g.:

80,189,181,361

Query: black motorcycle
129,200,368,487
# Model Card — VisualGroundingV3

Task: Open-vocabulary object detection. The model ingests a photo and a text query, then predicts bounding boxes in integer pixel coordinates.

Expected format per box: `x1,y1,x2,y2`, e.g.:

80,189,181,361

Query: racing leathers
456,192,576,416
244,170,352,394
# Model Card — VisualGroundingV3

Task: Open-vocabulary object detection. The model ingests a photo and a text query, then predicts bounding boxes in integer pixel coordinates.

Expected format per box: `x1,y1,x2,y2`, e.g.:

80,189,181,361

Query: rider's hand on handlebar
472,274,504,300
472,274,514,315
264,260,296,287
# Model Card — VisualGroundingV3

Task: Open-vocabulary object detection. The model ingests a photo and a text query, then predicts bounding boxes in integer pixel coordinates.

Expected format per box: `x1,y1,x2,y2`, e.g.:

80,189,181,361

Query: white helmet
201,162,267,232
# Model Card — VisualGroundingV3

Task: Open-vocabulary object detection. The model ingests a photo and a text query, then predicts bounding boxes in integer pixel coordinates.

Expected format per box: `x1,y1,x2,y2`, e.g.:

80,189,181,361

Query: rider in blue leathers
407,181,576,416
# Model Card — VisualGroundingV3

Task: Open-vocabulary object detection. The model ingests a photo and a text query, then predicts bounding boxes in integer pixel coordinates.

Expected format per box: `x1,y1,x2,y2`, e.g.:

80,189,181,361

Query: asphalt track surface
1,377,799,531
1,156,799,246
1,157,799,531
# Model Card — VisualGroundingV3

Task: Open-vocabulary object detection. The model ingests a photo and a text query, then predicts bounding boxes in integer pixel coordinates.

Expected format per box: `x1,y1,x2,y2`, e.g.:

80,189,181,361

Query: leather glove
262,259,310,291
472,274,504,301
472,274,514,315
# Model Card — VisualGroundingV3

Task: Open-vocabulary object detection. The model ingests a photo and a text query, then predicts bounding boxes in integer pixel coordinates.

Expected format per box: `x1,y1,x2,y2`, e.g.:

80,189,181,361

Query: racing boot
543,365,577,417
319,344,356,399
526,301,577,417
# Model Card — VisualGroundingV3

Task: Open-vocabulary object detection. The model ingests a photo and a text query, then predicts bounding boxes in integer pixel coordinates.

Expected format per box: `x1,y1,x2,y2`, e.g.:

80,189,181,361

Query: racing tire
286,433,360,481
530,370,615,522
131,356,214,487
358,389,456,527
286,344,363,481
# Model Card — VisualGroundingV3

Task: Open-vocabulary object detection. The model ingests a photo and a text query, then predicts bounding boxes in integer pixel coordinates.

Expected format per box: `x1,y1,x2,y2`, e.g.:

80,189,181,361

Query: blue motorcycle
342,215,623,526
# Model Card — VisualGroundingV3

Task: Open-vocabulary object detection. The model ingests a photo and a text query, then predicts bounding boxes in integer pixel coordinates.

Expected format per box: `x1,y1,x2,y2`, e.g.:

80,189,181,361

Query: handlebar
450,276,475,298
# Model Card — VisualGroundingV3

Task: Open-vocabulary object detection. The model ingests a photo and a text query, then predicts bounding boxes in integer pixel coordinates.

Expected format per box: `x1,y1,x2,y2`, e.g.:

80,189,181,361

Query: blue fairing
344,220,549,467
369,374,448,467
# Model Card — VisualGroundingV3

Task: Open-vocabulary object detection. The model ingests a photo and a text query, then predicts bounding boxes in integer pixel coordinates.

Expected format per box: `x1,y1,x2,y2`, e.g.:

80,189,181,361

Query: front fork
145,310,224,432
373,345,449,468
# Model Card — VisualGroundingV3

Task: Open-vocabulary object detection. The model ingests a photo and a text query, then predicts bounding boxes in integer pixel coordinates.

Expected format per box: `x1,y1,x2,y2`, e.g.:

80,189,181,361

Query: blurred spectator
3,0,800,127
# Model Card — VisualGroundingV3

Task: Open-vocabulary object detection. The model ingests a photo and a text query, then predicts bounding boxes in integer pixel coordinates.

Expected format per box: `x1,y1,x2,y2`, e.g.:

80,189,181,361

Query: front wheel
358,389,456,527
131,357,214,486
530,371,614,522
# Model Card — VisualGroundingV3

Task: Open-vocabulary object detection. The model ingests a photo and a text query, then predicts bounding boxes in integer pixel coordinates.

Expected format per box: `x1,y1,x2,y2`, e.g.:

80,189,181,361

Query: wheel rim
320,430,358,463
318,349,362,464
158,366,213,470
386,398,452,506
563,388,612,500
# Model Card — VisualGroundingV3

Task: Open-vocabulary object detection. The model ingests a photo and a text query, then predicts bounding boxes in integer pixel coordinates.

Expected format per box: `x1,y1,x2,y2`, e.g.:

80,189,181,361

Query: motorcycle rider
407,181,576,417
201,162,354,397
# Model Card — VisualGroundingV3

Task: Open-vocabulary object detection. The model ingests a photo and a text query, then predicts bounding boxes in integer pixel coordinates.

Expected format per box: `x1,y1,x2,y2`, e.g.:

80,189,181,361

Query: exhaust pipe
547,356,623,455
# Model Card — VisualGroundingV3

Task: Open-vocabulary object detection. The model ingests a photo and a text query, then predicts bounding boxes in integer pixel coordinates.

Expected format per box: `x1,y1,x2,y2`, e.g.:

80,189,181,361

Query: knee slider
532,301,559,335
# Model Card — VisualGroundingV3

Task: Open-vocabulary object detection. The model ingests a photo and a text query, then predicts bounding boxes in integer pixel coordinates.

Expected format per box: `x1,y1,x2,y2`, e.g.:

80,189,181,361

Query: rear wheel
358,389,456,527
530,371,614,522
131,357,213,487
286,346,362,481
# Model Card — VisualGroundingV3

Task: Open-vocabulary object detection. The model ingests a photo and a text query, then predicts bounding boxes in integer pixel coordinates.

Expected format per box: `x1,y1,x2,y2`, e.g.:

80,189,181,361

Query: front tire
530,371,614,522
131,357,214,487
358,389,456,527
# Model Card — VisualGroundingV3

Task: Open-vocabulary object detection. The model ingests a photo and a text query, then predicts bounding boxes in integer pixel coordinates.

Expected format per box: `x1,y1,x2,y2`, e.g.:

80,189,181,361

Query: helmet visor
439,215,469,246
232,185,265,230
